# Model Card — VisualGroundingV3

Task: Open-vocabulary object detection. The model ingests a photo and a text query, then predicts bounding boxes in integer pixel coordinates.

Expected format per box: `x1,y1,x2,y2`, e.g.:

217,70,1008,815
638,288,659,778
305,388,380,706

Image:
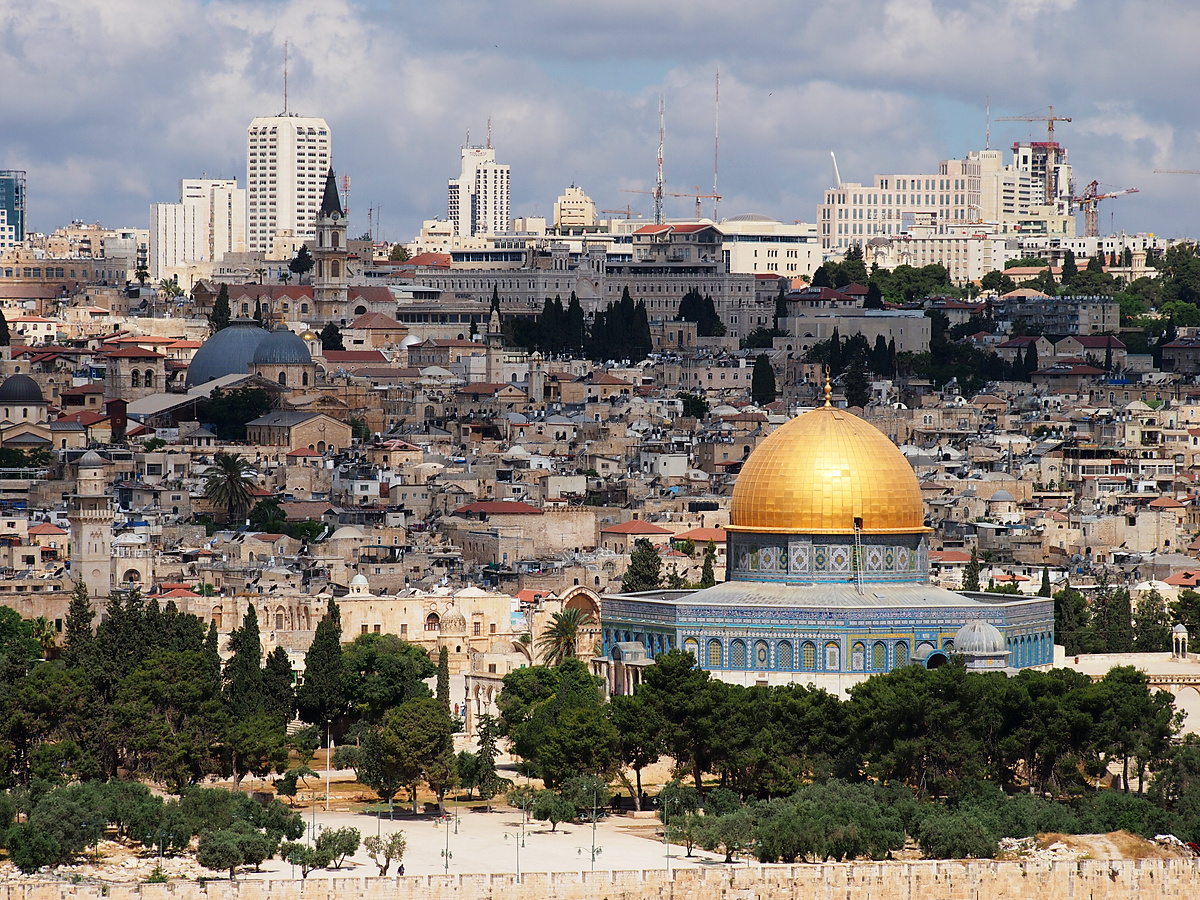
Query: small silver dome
1175,623,1189,634
954,620,1007,655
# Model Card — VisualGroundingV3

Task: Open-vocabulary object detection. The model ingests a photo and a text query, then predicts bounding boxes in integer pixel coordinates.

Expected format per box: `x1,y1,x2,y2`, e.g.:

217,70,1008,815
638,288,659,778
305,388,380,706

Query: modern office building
149,178,246,279
0,170,27,249
448,145,510,237
245,115,332,254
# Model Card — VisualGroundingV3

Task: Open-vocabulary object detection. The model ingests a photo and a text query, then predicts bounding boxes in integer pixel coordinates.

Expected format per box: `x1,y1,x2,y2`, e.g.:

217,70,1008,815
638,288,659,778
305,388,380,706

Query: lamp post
442,806,452,872
504,831,523,882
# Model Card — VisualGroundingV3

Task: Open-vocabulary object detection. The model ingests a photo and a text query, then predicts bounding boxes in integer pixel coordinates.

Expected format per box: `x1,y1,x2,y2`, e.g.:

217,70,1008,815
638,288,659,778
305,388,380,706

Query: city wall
8,858,1200,900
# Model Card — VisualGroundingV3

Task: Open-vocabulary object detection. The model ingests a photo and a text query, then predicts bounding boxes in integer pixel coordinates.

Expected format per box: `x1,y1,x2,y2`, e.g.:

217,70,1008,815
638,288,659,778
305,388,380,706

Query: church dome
185,322,269,388
253,329,312,366
729,403,925,535
954,620,1007,655
0,374,43,404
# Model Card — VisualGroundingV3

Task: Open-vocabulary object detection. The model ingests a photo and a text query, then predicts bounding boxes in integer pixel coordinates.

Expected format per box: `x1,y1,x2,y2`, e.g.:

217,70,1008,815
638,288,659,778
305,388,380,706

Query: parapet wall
5,859,1200,900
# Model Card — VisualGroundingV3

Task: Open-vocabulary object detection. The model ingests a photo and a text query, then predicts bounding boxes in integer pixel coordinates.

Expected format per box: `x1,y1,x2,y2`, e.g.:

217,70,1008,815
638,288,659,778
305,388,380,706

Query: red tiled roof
673,526,727,542
28,523,67,535
105,346,165,358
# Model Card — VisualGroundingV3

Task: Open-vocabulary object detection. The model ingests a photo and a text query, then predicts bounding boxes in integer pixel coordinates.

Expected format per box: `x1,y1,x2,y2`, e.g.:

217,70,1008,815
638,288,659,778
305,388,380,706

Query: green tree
376,698,455,813
638,650,723,797
289,244,314,279
962,547,981,592
1133,589,1172,652
341,632,434,725
296,600,346,728
320,322,345,351
751,354,776,405
475,712,502,809
699,540,718,589
1039,567,1052,597
205,387,273,441
622,539,662,592
437,646,450,711
281,840,331,878
0,309,10,346
981,270,1016,295
1170,588,1200,641
676,391,709,419
315,826,360,869
363,830,406,875
456,750,479,798
388,244,411,262
536,607,596,666
843,359,871,408
609,693,662,809
224,605,264,719
1060,249,1078,287
203,452,257,524
210,283,231,332
531,789,576,832
197,829,244,880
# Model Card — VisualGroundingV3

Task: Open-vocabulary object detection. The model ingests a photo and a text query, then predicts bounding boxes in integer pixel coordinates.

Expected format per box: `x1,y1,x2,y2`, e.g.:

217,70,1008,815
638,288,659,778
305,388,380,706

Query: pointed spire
824,367,832,407
320,168,343,217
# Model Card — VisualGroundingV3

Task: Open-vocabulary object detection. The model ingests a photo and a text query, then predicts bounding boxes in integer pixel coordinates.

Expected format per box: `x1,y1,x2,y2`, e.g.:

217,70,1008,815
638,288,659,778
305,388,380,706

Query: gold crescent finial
824,366,832,407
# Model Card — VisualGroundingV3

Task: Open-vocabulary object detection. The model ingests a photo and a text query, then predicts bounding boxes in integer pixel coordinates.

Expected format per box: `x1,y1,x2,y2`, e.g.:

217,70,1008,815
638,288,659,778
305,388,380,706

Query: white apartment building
0,210,12,252
149,178,246,279
245,115,331,254
861,225,1016,285
553,186,596,228
448,145,510,237
718,215,821,279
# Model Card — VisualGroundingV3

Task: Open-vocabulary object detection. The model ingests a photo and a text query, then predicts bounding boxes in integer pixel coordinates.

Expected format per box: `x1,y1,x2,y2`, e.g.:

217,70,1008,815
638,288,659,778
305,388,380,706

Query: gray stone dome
252,329,312,366
77,450,107,468
0,374,44,405
186,322,269,388
954,620,1006,655
1175,623,1189,634
990,490,1015,502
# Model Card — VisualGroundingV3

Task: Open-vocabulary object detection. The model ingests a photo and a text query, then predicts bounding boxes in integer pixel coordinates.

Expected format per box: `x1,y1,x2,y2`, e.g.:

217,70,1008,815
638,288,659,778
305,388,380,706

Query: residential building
448,144,510,237
245,114,332,254
149,178,246,280
553,186,596,229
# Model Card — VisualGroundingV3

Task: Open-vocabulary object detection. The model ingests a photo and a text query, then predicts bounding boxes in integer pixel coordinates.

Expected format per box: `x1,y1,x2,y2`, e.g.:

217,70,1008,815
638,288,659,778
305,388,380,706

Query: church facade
599,388,1054,694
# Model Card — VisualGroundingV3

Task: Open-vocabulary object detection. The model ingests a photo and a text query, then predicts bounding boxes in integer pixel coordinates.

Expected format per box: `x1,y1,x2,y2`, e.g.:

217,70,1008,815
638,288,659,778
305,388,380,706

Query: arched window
683,637,699,659
894,641,909,668
144,370,154,388
317,260,323,278
776,640,793,669
825,641,840,670
332,232,340,249
302,371,309,386
278,372,287,386
872,641,888,670
943,639,955,651
425,613,440,632
730,640,747,668
754,640,770,669
301,303,309,314
21,407,27,419
317,441,326,453
130,370,140,388
801,641,817,669
317,232,324,248
331,260,340,278
707,639,722,668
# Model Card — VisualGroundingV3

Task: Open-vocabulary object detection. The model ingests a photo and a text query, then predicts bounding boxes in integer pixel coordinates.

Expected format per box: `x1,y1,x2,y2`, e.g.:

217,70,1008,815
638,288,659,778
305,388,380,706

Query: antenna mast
283,40,289,115
985,95,990,150
486,117,492,149
655,97,665,225
713,69,720,222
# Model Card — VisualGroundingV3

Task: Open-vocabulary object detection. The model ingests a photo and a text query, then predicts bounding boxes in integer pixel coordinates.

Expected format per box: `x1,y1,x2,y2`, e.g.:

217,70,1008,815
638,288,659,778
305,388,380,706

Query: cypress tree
224,604,265,719
632,299,652,360
622,539,663,592
1039,567,1052,597
963,547,981,592
0,308,10,346
1061,249,1078,287
566,292,585,353
210,283,231,332
437,646,450,711
204,619,221,681
296,600,346,727
844,359,870,408
263,645,296,723
751,354,776,405
62,580,95,669
699,540,717,589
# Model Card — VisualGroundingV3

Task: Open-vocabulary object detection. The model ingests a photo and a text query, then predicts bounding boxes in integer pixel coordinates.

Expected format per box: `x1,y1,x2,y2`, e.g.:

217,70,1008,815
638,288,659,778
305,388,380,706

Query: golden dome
300,330,318,341
729,405,926,535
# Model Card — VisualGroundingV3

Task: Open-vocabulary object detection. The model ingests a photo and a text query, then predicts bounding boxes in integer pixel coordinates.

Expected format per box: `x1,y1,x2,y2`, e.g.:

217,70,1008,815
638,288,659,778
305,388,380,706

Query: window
684,637,698,659
425,613,440,631
872,641,888,670
130,370,140,388
754,640,770,668
776,640,793,669
730,639,746,668
825,641,840,670
801,641,816,669
707,639,722,668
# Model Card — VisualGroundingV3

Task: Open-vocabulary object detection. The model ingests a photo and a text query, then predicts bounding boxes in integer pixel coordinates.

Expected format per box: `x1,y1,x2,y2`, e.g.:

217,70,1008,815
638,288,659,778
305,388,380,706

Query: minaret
312,168,348,323
69,451,113,598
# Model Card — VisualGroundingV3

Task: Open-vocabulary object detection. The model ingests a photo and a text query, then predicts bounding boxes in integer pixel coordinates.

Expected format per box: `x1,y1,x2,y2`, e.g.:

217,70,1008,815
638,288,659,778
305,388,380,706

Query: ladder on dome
853,518,864,594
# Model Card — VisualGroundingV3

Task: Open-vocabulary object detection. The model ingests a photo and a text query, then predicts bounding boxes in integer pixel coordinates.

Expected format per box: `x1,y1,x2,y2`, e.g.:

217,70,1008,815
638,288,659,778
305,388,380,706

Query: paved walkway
243,804,729,880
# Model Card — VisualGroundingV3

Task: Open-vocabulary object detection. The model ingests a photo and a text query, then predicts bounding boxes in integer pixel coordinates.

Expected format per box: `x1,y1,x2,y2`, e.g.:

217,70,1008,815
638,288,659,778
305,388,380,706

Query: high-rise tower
245,116,331,254
312,169,348,322
0,170,26,249
447,144,510,237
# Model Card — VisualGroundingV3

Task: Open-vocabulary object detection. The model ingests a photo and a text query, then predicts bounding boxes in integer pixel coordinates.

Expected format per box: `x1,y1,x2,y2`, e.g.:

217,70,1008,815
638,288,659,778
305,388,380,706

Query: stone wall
9,859,1200,900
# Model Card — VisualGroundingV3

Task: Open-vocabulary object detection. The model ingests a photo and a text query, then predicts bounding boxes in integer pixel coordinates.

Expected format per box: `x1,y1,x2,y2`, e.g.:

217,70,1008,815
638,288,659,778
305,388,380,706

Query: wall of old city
8,859,1200,900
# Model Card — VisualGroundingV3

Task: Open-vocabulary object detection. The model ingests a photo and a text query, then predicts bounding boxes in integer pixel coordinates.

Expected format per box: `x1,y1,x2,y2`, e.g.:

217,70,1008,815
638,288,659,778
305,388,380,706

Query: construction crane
1154,169,1200,175
1071,180,1139,238
996,106,1072,201
620,186,723,220
601,205,642,219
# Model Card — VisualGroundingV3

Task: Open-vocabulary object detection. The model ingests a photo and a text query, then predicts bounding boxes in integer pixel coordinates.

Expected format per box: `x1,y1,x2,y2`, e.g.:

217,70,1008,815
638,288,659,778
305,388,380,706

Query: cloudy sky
3,0,1199,241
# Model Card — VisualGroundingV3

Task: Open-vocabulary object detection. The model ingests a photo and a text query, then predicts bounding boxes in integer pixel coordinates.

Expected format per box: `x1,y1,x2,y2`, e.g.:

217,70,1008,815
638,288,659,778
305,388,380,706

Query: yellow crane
601,205,642,219
996,106,1072,200
1072,181,1139,237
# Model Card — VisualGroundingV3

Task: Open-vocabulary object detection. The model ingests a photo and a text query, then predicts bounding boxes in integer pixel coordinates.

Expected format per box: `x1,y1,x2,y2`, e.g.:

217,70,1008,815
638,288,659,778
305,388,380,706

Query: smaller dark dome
252,329,312,366
0,374,44,405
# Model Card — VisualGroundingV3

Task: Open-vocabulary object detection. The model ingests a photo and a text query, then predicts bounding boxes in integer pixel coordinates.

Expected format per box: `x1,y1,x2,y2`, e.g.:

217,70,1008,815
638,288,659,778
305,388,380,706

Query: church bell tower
312,168,348,323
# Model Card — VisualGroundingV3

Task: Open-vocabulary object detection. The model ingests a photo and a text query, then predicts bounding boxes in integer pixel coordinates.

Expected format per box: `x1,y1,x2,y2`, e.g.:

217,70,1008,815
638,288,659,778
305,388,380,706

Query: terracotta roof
1149,496,1186,509
515,588,556,604
28,523,67,535
105,346,165,359
1164,571,1200,587
673,526,727,542
930,550,972,563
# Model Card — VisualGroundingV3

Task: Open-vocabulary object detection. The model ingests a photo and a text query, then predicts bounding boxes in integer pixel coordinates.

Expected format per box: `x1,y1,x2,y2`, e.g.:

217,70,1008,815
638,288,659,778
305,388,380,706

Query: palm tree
204,452,257,524
254,267,267,285
31,616,57,659
134,265,150,286
536,607,596,666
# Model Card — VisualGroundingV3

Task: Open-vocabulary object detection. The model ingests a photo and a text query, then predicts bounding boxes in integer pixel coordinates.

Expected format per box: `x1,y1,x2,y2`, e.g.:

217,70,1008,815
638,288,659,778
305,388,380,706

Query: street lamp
503,831,523,882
